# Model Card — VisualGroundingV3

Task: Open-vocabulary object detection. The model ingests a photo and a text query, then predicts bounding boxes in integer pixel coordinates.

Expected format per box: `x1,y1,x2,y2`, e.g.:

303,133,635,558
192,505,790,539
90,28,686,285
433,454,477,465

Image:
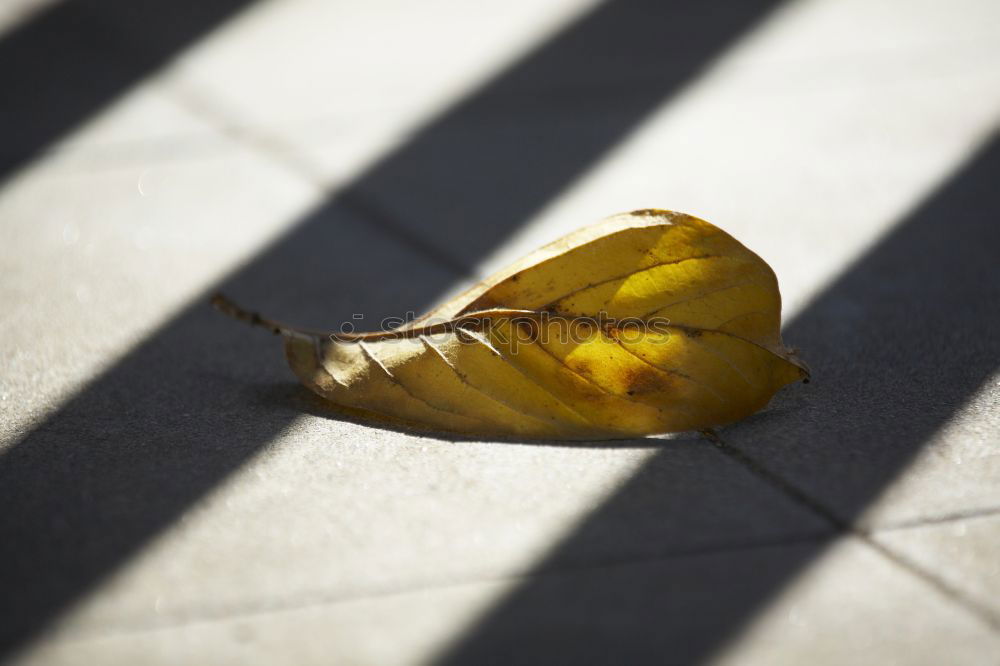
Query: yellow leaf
214,209,809,439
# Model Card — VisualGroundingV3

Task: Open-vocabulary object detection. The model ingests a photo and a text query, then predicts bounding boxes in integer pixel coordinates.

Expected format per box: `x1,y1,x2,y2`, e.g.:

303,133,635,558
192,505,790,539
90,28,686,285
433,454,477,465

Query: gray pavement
1,0,998,664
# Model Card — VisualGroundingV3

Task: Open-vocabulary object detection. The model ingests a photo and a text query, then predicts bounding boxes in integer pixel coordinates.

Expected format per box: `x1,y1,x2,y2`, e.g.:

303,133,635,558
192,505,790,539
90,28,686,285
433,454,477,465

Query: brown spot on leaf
567,358,592,378
619,364,668,397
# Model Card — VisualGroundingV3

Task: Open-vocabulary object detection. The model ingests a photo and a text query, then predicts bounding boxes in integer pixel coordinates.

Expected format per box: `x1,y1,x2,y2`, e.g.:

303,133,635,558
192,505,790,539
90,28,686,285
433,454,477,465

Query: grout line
868,505,1000,533
859,533,1000,631
710,435,1000,632
164,81,333,189
708,437,847,530
163,81,473,277
47,531,832,645
338,188,474,277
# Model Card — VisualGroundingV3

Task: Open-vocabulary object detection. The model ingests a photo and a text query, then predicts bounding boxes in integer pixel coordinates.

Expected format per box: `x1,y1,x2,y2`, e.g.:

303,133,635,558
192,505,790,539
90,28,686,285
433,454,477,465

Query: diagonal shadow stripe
327,0,788,271
0,0,785,657
0,0,257,184
434,133,1000,664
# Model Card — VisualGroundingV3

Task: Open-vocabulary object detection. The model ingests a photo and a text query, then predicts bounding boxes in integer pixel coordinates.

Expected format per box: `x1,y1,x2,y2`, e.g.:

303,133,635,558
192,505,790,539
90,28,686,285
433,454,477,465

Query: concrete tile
14,581,497,666
873,513,1000,623
14,537,998,666
731,0,1000,64
0,2,258,176
846,378,1000,528
715,137,1000,530
153,0,600,184
279,0,794,274
0,185,467,652
0,0,257,182
9,429,828,641
0,136,319,446
35,83,231,174
465,0,1000,306
73,0,255,62
232,0,1000,306
709,537,998,666
0,6,140,177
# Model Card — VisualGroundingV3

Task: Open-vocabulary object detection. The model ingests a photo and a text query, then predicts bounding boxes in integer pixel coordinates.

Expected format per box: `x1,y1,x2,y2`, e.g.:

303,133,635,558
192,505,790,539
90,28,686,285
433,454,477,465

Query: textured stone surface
2,0,999,664
16,537,1000,666
874,512,1000,624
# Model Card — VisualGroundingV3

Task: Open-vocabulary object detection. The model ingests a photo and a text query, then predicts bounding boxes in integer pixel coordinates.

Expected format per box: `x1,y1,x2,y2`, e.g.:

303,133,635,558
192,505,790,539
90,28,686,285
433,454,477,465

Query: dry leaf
214,209,809,439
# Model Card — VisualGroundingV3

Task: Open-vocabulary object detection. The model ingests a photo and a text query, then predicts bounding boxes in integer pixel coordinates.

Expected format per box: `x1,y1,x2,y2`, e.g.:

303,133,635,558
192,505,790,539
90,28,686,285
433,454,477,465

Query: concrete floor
1,0,998,664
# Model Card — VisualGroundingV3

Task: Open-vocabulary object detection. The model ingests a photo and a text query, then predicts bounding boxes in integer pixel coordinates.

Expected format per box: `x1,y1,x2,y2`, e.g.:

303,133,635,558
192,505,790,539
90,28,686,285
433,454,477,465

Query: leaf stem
210,293,307,337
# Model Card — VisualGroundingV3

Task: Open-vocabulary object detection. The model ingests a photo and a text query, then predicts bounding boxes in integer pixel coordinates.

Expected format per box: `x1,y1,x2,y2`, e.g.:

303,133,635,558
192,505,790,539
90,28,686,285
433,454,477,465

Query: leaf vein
465,329,611,431
418,335,561,430
545,254,722,307
609,337,725,410
355,340,493,428
639,278,767,320
532,339,679,418
686,335,755,389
